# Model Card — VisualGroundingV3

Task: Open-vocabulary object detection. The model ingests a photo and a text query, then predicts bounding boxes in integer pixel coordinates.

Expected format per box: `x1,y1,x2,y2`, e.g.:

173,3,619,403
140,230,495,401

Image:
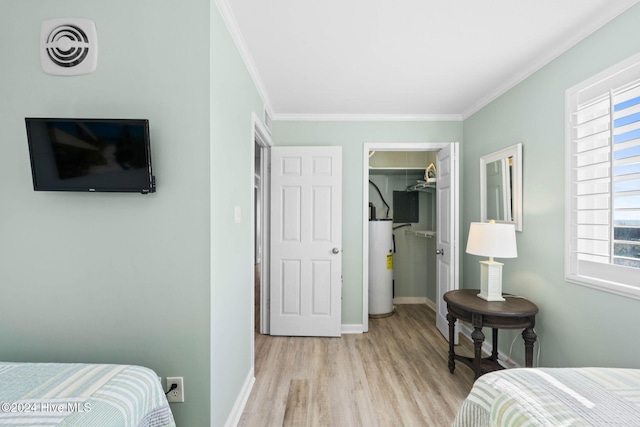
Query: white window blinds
566,52,640,299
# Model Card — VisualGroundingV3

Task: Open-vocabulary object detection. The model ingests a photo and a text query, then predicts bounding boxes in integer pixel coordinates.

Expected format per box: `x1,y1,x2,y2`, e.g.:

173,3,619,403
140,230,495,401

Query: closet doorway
362,142,459,341
252,114,272,338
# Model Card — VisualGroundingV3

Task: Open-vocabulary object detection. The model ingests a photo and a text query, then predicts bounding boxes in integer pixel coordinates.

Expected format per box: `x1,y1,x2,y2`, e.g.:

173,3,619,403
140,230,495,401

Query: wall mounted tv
25,118,156,194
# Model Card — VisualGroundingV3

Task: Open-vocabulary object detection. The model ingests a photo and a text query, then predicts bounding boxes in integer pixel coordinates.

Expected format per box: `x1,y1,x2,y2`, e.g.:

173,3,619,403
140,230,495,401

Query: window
566,52,640,299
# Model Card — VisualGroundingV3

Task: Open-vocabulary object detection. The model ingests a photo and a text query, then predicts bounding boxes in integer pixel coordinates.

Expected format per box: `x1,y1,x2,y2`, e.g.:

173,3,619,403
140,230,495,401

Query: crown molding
272,113,462,122
214,0,275,118
461,1,640,120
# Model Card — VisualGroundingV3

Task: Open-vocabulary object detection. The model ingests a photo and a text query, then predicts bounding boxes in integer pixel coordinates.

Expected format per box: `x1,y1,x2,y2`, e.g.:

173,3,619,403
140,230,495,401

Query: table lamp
465,220,517,301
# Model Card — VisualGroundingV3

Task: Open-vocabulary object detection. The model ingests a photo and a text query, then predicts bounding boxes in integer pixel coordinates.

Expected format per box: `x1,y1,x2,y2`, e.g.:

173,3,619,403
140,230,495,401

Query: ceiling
220,0,639,120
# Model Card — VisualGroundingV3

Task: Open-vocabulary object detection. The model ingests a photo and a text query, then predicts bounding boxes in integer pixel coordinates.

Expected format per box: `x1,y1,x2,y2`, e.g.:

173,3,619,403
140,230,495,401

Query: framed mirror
480,143,523,231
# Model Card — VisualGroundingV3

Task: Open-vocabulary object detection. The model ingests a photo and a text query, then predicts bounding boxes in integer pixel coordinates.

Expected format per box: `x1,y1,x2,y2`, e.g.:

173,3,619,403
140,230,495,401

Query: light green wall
271,121,463,324
463,4,640,368
209,5,265,427
0,1,263,426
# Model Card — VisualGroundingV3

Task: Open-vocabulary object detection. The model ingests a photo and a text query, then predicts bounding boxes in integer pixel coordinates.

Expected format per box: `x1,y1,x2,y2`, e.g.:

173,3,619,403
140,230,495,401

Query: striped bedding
0,362,175,426
453,368,640,426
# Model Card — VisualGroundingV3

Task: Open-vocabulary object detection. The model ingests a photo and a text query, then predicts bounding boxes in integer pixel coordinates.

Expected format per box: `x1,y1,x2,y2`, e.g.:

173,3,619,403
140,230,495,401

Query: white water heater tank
369,219,394,317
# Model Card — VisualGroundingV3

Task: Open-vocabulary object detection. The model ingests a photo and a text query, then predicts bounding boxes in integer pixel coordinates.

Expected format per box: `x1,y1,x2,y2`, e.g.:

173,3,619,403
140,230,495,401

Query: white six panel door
270,146,342,337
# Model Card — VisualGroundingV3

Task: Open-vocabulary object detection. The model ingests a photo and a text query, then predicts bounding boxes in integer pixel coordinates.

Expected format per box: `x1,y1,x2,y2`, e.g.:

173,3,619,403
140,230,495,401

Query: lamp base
477,260,505,301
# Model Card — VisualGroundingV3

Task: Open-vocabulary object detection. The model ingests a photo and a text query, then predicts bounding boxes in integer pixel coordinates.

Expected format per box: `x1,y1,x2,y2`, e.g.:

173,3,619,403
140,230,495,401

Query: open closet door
270,146,342,337
435,144,459,343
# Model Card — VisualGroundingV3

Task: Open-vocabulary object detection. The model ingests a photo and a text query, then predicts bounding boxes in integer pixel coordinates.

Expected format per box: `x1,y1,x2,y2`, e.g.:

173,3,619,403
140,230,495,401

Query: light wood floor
240,278,477,426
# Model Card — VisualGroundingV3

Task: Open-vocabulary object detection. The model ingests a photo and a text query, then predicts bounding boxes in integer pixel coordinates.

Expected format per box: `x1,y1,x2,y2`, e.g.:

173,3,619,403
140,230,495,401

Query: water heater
369,219,394,317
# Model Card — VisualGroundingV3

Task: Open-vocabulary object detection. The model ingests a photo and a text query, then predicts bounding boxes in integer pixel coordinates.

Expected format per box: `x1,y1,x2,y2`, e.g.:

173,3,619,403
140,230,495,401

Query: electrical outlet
166,377,184,403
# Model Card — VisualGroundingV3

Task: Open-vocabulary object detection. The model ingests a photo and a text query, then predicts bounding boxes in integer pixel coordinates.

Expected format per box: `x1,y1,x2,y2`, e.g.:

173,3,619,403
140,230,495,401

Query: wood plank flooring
239,303,476,427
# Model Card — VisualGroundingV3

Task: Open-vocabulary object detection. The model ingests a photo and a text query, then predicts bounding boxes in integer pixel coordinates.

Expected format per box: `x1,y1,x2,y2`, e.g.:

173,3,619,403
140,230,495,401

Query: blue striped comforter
453,368,640,426
0,362,175,426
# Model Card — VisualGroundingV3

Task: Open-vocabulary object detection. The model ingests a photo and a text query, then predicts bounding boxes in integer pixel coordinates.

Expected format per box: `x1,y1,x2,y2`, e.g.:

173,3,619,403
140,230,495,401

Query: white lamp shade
466,221,517,259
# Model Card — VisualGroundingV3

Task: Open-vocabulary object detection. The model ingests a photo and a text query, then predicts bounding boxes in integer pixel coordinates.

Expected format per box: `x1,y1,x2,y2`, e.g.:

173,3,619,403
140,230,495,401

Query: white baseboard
457,323,521,369
224,369,255,427
393,296,427,304
341,324,364,334
392,297,436,312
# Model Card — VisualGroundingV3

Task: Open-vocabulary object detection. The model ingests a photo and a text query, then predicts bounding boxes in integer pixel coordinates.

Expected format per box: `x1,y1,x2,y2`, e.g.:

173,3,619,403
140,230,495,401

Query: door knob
436,248,444,256
332,248,340,254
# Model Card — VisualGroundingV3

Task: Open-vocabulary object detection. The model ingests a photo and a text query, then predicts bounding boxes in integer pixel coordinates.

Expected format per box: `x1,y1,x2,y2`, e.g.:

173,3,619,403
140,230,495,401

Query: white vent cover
40,18,98,76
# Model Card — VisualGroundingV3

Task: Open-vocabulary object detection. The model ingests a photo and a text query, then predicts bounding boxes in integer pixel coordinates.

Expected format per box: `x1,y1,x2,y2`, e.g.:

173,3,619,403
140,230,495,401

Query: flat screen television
25,118,156,194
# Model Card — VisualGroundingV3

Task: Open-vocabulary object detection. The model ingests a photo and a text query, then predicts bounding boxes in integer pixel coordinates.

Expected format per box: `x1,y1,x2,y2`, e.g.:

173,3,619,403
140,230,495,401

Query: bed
0,362,175,426
453,367,640,426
